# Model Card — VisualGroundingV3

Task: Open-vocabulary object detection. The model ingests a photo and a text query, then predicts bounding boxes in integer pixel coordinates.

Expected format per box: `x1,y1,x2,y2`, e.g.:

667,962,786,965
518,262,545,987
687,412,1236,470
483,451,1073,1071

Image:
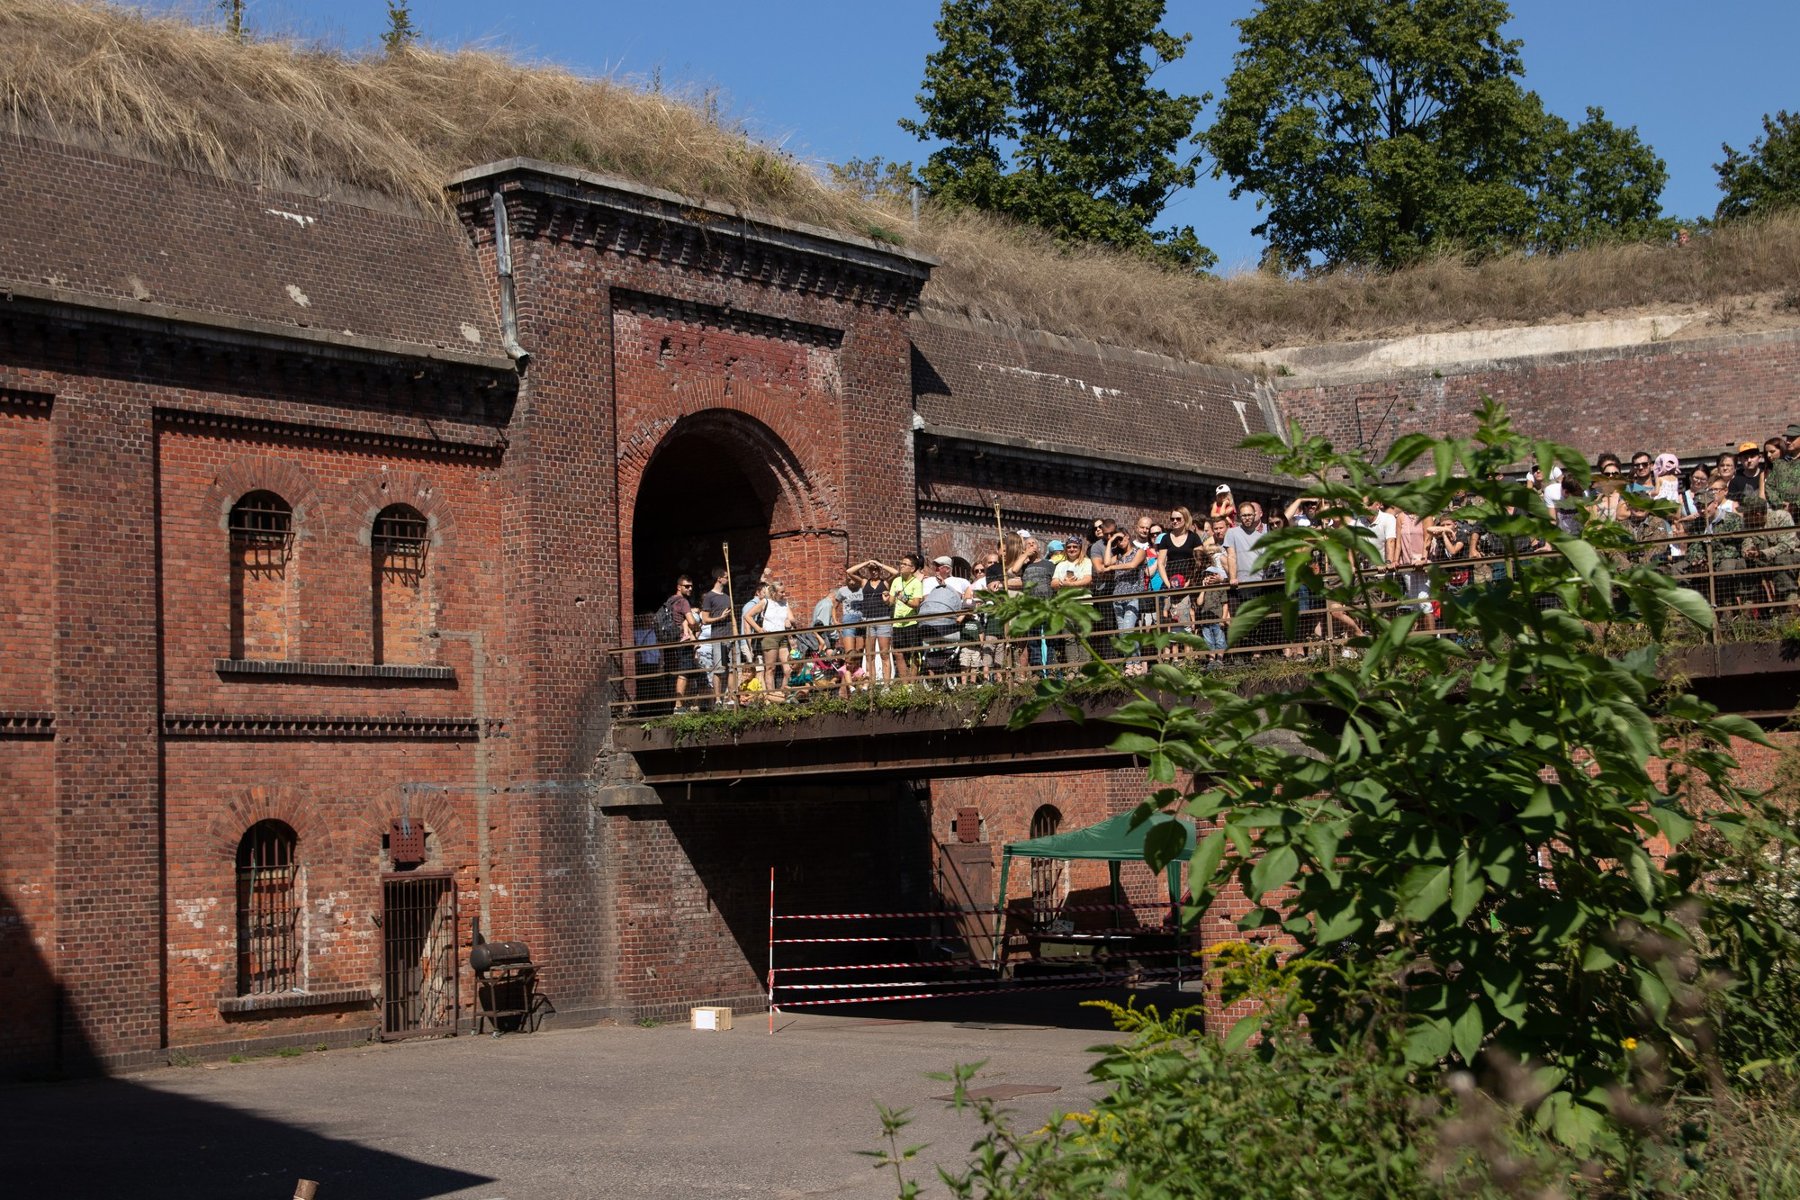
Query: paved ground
4,987,1192,1199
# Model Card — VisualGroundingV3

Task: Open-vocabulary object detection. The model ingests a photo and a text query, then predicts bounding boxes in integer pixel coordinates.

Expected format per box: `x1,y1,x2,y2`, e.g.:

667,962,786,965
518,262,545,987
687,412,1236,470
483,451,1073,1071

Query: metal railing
606,528,1800,718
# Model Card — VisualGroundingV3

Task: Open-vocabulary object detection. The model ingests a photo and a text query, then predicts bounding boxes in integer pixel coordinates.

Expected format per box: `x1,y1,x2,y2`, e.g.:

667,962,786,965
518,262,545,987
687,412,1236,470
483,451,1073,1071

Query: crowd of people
638,426,1800,710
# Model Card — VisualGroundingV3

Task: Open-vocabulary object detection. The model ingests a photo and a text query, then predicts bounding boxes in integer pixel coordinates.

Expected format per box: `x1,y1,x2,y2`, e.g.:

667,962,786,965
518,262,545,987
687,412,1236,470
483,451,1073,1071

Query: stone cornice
156,407,505,464
450,159,933,314
0,279,515,375
918,424,1288,493
162,713,491,740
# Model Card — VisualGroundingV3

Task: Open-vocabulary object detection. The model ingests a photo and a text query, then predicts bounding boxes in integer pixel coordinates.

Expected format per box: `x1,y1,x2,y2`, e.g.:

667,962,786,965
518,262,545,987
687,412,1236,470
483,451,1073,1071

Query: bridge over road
611,640,1800,787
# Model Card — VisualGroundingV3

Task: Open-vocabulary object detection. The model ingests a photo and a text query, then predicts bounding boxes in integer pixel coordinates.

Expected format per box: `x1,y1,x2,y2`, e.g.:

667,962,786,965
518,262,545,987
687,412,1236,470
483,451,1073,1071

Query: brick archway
621,405,845,624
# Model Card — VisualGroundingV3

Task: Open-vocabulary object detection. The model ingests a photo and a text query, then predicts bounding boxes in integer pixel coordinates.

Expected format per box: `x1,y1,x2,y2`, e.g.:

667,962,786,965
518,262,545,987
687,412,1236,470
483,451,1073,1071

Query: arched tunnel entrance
628,410,842,622
632,431,772,615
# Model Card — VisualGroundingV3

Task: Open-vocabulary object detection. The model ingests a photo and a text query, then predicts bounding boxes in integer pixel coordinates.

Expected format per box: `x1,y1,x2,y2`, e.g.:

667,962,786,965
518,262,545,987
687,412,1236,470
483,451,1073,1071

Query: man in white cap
929,554,972,597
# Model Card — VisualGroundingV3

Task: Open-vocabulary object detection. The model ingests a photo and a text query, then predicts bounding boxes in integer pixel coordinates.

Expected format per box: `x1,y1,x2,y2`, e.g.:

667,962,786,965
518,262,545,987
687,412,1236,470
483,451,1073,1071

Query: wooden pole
991,498,1010,596
722,542,739,696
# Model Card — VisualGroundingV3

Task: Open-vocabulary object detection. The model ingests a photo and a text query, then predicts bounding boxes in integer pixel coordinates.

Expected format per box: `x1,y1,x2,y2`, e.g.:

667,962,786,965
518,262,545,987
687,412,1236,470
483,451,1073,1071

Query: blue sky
155,0,1797,273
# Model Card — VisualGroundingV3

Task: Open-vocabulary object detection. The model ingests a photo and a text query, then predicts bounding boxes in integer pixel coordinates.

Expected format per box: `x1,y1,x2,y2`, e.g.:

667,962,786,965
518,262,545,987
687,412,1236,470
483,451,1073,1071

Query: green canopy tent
993,810,1195,967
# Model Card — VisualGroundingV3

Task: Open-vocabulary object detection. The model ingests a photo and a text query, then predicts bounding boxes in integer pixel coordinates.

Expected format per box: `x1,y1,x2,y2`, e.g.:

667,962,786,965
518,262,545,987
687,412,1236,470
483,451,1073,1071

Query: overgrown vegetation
6,0,1800,362
883,402,1800,1195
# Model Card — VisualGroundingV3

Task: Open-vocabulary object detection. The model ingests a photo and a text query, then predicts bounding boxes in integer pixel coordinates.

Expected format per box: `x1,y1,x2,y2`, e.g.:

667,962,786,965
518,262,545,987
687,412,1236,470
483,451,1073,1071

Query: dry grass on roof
6,0,1800,365
0,0,876,227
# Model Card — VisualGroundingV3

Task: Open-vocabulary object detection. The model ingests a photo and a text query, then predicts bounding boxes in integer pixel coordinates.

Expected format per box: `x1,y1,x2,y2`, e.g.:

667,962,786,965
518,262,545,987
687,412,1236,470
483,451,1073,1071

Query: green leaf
1538,1091,1604,1152
1224,1013,1262,1053
1249,846,1300,898
1651,804,1696,848
1450,850,1484,924
1636,968,1671,1024
1451,1000,1486,1065
1626,847,1657,905
1404,1017,1452,1065
1398,863,1451,922
1189,828,1227,886
1581,943,1619,972
1108,731,1163,757
1658,584,1714,630
1143,820,1189,873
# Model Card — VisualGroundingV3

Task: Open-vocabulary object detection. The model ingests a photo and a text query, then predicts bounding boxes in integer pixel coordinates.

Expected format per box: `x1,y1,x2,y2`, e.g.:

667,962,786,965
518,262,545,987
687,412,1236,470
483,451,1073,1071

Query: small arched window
371,504,430,665
1028,805,1065,927
229,491,293,660
236,820,299,996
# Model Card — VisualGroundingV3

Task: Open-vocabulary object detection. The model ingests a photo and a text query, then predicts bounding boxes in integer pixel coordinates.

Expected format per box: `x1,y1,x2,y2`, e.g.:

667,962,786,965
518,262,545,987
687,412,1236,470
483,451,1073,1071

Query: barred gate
381,873,458,1039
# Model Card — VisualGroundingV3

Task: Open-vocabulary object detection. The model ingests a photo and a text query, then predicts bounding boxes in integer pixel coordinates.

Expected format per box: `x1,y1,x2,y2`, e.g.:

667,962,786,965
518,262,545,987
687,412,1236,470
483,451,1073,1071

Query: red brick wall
156,427,501,717
1277,330,1800,462
0,399,52,710
162,741,485,1045
0,741,55,1073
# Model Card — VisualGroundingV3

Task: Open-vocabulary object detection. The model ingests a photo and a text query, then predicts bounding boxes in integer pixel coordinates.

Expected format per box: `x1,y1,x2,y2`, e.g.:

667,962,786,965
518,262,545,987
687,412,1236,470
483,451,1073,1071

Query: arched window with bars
371,504,430,664
236,820,299,996
228,491,293,660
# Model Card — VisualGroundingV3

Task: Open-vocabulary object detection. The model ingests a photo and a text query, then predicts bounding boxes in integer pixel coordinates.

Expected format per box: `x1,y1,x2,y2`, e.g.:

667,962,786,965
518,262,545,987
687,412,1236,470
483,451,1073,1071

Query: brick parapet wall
1275,328,1800,461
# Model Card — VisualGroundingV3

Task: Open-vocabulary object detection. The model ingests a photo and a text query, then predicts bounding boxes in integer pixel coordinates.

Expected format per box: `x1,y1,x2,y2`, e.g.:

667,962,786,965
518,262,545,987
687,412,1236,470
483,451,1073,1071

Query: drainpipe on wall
490,189,532,370
431,628,492,933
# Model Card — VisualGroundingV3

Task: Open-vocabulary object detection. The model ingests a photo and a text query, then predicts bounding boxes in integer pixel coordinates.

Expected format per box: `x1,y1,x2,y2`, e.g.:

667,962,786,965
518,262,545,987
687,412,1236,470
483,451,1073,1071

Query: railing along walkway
608,530,1799,719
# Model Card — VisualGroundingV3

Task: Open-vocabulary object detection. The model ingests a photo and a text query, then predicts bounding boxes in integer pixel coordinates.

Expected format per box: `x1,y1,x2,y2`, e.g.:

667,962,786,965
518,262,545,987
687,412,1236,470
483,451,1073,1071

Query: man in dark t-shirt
664,575,696,709
693,566,733,703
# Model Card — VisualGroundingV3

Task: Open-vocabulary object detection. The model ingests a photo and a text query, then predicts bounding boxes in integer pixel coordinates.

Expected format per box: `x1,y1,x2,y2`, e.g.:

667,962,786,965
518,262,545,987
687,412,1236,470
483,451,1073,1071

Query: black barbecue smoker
470,923,551,1034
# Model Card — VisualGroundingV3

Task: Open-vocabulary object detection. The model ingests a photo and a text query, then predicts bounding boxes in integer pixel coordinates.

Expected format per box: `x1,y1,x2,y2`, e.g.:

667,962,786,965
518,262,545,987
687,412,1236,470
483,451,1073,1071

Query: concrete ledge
218,987,376,1015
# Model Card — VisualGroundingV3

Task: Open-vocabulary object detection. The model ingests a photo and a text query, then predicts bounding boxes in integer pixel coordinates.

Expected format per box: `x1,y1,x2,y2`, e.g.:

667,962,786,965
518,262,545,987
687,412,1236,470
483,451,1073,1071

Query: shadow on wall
0,884,93,1080
658,781,935,997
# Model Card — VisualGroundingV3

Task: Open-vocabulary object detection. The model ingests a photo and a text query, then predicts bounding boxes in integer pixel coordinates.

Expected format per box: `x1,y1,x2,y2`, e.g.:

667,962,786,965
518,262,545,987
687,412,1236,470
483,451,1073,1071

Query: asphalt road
4,989,1176,1199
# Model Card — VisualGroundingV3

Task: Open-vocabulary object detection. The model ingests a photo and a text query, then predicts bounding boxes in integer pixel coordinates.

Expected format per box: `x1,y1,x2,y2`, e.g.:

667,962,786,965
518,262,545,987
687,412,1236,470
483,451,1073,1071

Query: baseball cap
1046,539,1065,552
931,555,953,567
1739,441,1760,454
1016,529,1032,540
1214,483,1232,494
1653,453,1679,475
1786,423,1800,440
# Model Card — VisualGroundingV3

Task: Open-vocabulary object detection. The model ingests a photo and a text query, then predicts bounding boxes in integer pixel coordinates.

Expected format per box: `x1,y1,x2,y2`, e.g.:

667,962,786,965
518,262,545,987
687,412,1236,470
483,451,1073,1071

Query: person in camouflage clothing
1742,496,1800,607
1697,479,1748,613
1766,428,1800,511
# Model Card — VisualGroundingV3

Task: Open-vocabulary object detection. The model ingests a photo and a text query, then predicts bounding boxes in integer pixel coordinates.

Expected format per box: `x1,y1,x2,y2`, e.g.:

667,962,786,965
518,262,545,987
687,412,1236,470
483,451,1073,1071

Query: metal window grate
236,821,299,995
230,491,294,568
373,505,429,576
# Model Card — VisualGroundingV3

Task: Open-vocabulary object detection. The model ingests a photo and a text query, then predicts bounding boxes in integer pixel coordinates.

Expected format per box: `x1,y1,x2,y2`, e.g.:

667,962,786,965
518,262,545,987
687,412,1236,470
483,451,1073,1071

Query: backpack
652,595,682,644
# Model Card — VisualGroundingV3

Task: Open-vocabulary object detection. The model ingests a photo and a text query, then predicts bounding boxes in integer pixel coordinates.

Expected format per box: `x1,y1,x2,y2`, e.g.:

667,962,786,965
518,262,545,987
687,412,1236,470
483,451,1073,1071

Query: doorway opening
380,873,458,1039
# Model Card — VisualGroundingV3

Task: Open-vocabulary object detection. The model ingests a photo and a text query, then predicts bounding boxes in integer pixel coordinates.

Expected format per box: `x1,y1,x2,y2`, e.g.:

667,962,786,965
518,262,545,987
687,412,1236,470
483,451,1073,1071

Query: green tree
1206,0,1666,266
828,157,917,207
1536,107,1672,251
1715,110,1800,221
381,0,418,53
901,0,1215,270
1001,400,1795,1145
218,0,245,40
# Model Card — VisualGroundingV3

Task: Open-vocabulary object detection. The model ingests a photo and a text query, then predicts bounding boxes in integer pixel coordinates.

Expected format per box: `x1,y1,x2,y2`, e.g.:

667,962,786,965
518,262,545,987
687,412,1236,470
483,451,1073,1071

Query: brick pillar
52,391,164,1067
